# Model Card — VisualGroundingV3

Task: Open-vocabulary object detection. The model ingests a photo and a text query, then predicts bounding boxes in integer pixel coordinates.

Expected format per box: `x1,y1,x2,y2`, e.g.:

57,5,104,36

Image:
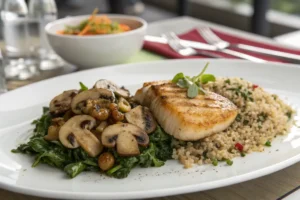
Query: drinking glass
29,0,64,70
1,0,39,80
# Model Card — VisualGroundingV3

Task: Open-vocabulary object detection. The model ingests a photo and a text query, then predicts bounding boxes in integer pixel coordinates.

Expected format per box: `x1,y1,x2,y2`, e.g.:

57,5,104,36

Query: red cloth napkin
143,29,300,63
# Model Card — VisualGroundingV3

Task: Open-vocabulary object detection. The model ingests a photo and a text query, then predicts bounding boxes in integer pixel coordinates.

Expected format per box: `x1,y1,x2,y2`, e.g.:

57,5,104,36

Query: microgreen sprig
172,63,216,98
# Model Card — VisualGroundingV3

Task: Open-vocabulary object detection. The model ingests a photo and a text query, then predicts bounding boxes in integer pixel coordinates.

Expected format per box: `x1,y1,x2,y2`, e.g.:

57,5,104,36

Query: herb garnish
258,113,268,123
265,141,271,147
172,63,216,98
79,82,88,91
212,158,218,166
226,159,233,166
286,111,292,120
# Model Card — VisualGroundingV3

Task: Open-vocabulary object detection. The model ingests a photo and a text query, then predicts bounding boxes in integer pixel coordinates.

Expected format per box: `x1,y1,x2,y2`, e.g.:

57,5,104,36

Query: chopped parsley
227,85,253,101
286,111,292,120
226,159,233,166
257,113,268,123
212,159,218,166
265,141,271,147
235,114,242,122
243,120,249,125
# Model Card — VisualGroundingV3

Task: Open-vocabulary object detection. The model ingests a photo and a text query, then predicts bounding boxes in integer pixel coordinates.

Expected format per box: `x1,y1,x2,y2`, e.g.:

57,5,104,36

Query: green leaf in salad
79,82,88,91
111,22,119,31
78,19,89,31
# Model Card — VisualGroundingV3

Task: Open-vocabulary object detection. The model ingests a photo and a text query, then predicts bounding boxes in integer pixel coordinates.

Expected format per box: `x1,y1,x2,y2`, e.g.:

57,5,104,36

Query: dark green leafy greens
172,63,216,98
12,108,101,178
107,126,173,178
12,107,173,179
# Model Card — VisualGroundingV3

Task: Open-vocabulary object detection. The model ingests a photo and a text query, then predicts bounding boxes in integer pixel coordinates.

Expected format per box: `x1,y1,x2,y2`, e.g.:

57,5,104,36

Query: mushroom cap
94,79,130,98
71,88,114,114
125,106,157,134
101,123,149,156
49,90,78,115
59,115,103,157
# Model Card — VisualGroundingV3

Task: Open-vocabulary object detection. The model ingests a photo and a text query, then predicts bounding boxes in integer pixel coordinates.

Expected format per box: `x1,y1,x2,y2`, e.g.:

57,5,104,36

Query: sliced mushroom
71,88,114,114
49,90,78,115
94,79,130,98
96,121,108,134
59,115,103,157
125,106,157,134
45,125,60,141
92,121,108,141
44,118,65,141
101,123,149,156
118,97,131,113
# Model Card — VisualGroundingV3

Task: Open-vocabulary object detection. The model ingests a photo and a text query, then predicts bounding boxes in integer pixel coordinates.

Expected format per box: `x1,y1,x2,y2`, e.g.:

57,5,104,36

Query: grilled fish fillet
134,81,238,141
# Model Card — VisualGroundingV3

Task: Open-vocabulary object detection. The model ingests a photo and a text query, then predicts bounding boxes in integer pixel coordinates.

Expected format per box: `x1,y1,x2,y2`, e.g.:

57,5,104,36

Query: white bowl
45,14,147,69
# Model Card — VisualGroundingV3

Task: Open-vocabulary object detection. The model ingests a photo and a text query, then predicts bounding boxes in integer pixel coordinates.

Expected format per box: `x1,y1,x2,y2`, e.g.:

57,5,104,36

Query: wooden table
1,16,299,200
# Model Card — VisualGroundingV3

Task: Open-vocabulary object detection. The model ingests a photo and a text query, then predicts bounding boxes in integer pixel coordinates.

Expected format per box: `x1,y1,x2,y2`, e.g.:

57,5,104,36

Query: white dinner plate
0,59,300,199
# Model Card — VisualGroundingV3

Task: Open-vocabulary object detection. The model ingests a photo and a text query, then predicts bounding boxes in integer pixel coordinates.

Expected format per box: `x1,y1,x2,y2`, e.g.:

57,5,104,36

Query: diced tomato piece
235,143,243,151
253,84,259,89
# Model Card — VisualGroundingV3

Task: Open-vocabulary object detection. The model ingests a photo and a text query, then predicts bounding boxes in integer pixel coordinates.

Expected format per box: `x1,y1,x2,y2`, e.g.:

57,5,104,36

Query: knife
145,35,300,63
232,43,300,62
144,35,217,51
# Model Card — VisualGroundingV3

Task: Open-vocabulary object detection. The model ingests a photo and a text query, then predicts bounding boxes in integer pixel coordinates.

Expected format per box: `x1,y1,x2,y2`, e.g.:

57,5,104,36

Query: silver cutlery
198,27,300,62
162,33,223,58
197,28,266,63
145,34,300,63
144,35,217,51
145,35,266,63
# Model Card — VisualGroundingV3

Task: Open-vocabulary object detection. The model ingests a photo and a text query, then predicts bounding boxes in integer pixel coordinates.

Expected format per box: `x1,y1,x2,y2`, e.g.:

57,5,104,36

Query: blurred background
1,0,300,85
0,0,300,37
1,0,300,38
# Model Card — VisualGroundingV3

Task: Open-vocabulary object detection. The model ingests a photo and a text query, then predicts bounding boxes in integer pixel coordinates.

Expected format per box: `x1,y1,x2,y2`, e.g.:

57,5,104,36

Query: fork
197,27,266,63
162,32,223,58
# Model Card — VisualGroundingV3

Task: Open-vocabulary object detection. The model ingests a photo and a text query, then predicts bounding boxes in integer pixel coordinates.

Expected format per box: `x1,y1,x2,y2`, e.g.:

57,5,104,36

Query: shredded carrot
58,8,132,36
78,8,99,36
56,30,65,35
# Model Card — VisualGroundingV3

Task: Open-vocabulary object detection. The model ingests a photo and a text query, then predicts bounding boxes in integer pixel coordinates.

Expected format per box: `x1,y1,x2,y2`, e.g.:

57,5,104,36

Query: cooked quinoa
172,77,295,168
